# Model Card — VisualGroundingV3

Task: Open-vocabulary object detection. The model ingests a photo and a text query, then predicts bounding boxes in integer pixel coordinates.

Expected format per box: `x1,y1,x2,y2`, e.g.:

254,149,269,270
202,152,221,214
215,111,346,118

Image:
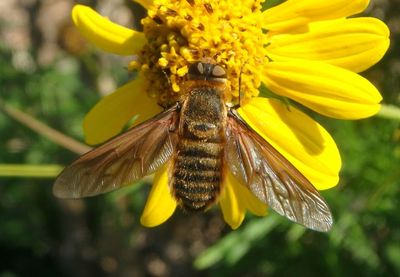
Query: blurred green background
0,0,399,276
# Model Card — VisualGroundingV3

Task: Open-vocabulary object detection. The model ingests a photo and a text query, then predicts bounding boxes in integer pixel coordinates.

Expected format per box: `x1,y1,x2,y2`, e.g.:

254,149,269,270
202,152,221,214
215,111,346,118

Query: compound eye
197,62,204,74
188,62,204,76
212,65,226,78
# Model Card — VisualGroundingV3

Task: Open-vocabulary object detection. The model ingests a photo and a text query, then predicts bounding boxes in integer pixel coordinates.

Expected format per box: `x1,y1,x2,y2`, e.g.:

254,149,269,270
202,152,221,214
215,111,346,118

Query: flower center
131,0,267,107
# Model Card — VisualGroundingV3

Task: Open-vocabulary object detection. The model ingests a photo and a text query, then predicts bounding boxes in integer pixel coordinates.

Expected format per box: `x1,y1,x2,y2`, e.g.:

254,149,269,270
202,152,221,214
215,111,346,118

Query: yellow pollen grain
177,66,188,77
158,57,169,67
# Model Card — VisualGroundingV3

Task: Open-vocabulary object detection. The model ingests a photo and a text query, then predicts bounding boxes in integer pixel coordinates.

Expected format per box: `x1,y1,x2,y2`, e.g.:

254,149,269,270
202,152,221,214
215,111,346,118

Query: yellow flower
72,0,389,229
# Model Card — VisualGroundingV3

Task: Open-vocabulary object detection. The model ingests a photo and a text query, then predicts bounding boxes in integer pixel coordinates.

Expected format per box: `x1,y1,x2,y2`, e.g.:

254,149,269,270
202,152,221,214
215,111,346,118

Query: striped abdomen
172,86,227,211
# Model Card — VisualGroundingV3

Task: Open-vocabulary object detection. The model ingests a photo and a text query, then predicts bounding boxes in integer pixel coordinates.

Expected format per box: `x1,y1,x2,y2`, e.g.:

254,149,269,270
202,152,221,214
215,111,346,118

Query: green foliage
0,48,147,275
0,51,89,164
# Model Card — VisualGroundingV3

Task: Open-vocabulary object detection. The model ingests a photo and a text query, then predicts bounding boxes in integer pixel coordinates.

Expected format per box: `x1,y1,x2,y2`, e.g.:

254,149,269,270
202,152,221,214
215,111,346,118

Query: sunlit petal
83,75,162,145
140,163,177,227
261,61,382,119
72,4,146,55
262,0,369,32
238,98,341,190
220,173,246,229
267,18,390,73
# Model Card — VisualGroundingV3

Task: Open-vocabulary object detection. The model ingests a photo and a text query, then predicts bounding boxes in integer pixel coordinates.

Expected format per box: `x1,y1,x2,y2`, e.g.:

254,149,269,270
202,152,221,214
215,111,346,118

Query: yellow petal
241,190,268,217
267,18,390,73
140,163,177,227
72,4,146,55
261,61,382,119
238,98,341,190
83,75,162,145
133,0,153,9
262,0,369,32
227,172,268,216
219,173,246,229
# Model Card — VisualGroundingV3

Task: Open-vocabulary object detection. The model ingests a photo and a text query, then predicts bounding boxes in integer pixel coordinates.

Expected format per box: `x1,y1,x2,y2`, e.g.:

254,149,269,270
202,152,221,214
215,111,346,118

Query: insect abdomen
173,138,223,211
172,86,227,212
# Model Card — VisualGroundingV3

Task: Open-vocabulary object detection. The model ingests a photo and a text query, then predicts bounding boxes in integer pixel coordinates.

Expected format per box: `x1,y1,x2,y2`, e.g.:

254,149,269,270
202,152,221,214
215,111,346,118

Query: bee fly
53,61,333,232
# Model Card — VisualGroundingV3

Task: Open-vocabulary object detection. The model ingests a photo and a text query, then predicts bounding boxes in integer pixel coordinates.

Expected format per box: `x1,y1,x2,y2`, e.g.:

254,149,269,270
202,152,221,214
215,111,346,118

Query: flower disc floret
137,0,268,106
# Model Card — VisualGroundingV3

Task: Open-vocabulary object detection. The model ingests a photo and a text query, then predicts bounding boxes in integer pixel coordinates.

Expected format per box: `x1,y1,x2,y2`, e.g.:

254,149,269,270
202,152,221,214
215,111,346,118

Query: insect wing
53,105,179,198
225,109,333,232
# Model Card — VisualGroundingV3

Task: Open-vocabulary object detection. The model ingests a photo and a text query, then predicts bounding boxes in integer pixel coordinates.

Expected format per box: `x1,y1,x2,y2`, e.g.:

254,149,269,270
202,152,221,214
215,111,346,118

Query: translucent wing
225,109,333,232
53,104,180,198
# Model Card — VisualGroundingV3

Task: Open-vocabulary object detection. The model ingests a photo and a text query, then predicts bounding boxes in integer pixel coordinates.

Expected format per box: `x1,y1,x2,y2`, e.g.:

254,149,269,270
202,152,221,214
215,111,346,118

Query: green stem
377,104,400,121
0,98,91,155
0,164,63,178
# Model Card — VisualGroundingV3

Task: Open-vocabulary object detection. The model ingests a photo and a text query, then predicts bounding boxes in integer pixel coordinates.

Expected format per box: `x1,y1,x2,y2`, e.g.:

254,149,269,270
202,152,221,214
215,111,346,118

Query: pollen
138,0,268,106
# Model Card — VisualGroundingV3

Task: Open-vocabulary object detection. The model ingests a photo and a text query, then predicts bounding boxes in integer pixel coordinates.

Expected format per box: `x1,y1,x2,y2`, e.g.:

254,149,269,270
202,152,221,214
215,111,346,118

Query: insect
53,61,333,232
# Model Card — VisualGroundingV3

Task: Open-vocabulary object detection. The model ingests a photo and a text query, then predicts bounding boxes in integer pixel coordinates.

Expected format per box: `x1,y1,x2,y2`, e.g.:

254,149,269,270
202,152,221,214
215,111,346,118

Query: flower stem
0,98,91,155
377,104,400,121
0,164,63,178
